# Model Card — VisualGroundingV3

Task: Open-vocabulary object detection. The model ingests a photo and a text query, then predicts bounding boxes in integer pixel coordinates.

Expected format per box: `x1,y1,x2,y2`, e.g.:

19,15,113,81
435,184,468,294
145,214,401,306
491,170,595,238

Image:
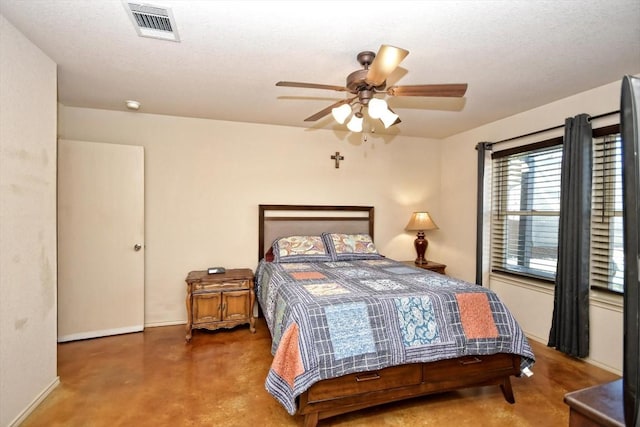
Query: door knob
134,244,142,251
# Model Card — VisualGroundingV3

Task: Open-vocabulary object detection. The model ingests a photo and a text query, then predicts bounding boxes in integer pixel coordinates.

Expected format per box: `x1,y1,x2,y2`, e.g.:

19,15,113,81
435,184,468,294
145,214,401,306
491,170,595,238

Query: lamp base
414,231,428,265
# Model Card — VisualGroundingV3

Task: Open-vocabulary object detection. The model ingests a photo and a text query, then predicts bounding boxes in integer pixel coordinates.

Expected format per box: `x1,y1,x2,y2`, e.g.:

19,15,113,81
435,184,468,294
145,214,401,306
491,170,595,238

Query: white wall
440,79,626,373
58,106,441,326
0,15,58,427
59,81,630,373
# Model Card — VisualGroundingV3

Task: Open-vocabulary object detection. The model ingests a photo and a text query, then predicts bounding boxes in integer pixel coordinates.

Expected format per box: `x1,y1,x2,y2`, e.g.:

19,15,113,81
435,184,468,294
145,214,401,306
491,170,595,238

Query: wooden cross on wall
331,152,344,168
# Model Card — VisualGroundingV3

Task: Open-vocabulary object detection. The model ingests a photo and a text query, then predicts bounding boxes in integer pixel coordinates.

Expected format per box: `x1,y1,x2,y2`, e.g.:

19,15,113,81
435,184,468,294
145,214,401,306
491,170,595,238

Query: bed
256,204,535,427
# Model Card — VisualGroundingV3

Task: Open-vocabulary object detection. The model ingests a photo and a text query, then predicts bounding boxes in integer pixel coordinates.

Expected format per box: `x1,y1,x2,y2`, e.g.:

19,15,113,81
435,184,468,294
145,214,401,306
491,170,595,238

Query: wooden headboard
258,205,374,261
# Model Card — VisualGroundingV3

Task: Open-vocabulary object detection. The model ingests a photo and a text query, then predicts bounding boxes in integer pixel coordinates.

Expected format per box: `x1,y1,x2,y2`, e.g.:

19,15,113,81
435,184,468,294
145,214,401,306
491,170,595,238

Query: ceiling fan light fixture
274,45,468,130
347,112,364,132
331,103,352,124
379,108,399,128
367,98,389,119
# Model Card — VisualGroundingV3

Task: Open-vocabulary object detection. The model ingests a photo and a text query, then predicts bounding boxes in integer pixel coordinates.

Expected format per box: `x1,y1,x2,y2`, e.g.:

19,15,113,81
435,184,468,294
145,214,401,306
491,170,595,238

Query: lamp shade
347,112,363,132
379,108,400,128
368,98,388,119
405,212,439,231
332,103,352,124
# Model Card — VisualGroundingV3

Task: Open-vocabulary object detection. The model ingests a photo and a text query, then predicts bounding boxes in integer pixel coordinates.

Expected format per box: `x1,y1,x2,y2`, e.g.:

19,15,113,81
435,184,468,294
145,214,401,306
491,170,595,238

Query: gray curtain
548,113,592,358
475,142,492,286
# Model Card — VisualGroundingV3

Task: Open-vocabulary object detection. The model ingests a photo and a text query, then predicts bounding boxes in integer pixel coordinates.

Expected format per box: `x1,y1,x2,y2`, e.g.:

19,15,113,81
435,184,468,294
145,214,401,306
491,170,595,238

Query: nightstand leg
249,288,256,333
185,288,193,342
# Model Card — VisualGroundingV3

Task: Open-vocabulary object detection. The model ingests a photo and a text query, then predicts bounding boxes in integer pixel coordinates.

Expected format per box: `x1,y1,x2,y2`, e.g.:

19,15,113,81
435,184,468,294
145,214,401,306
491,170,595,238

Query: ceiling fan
275,45,468,132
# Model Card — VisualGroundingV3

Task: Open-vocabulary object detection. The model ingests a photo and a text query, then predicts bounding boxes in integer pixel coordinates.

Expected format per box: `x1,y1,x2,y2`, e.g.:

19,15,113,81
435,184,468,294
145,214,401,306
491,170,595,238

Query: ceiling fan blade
365,45,409,87
387,83,468,97
276,81,348,92
304,97,357,122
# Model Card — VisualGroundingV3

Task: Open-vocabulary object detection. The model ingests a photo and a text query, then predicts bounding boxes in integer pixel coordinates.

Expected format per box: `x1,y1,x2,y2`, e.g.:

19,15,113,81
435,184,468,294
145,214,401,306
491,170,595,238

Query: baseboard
8,376,60,427
524,332,548,346
581,357,622,376
57,325,143,342
144,320,186,328
526,334,622,376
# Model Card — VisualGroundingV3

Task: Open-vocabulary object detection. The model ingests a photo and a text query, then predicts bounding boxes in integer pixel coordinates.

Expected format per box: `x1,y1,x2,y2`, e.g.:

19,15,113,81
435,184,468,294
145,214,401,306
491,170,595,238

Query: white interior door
57,139,144,342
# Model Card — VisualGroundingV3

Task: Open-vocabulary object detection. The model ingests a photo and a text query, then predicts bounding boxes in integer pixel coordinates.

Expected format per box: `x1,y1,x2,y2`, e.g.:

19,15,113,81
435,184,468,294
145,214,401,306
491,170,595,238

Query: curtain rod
491,110,619,146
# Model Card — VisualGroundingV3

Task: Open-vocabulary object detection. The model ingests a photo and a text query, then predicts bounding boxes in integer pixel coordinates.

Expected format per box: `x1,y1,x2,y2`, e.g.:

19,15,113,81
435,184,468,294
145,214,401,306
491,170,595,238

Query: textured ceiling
1,0,639,139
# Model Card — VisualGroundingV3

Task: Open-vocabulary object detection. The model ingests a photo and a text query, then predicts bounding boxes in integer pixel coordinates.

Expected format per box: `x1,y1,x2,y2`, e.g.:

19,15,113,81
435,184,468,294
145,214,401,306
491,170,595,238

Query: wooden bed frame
258,204,521,427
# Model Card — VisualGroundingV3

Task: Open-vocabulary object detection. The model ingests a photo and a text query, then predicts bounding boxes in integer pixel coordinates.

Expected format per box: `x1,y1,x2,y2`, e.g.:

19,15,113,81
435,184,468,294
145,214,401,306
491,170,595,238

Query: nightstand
402,260,447,274
185,268,255,342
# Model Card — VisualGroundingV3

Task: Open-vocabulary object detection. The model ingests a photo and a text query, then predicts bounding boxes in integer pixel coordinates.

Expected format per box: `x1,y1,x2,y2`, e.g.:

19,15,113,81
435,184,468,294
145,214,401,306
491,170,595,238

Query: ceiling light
379,108,399,128
347,112,364,132
125,100,141,110
331,104,352,124
331,96,400,132
367,98,388,119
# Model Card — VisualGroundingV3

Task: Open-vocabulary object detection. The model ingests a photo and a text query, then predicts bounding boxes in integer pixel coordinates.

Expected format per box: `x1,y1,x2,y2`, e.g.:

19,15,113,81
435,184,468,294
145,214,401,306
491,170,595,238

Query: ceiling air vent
124,2,180,42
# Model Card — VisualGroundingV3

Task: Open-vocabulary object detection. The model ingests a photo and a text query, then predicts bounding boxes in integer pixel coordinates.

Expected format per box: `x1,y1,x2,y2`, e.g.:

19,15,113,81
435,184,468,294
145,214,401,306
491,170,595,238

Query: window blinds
489,124,624,292
491,141,563,280
591,133,624,292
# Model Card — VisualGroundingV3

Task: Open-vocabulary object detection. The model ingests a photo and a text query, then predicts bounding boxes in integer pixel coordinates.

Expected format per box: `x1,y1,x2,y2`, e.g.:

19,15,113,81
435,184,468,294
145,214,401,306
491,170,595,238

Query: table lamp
405,211,439,265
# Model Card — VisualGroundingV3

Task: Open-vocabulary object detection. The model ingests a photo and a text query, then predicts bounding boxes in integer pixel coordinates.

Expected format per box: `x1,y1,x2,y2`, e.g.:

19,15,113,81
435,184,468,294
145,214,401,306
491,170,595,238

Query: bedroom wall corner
0,14,59,427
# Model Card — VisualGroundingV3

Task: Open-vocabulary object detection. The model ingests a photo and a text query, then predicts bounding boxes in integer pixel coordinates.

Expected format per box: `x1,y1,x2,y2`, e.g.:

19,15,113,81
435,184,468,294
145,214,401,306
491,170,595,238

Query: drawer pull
355,372,381,382
460,357,483,365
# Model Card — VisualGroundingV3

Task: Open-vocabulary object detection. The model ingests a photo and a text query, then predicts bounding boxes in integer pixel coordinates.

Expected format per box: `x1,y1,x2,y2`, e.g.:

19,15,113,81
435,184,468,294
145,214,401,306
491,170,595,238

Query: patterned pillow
322,233,383,261
271,235,331,262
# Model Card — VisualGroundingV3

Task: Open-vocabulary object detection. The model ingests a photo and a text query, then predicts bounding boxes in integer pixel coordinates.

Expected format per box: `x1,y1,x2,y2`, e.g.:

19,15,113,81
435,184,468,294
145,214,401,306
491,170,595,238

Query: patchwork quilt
255,258,535,415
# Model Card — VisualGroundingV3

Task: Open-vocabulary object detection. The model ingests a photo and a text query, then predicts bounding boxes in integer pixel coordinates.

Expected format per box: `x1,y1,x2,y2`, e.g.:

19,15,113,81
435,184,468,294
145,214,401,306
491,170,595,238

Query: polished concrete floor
23,318,619,427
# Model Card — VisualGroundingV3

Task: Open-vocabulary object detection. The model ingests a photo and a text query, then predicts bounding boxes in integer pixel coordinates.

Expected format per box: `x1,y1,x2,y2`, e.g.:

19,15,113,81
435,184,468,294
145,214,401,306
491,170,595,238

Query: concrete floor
22,318,619,426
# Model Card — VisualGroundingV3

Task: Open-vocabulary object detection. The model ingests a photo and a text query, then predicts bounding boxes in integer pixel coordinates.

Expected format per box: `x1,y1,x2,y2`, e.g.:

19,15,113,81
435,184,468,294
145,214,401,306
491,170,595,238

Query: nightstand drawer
192,279,250,292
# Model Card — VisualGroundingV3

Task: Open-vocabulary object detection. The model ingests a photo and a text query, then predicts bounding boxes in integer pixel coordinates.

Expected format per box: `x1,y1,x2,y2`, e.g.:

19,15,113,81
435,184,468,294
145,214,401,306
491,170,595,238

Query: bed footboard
297,353,521,427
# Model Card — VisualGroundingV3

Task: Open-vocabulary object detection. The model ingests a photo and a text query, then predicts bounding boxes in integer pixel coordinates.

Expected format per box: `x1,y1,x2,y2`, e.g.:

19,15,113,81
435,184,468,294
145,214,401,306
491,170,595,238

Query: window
489,124,625,293
491,138,563,281
591,127,624,293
